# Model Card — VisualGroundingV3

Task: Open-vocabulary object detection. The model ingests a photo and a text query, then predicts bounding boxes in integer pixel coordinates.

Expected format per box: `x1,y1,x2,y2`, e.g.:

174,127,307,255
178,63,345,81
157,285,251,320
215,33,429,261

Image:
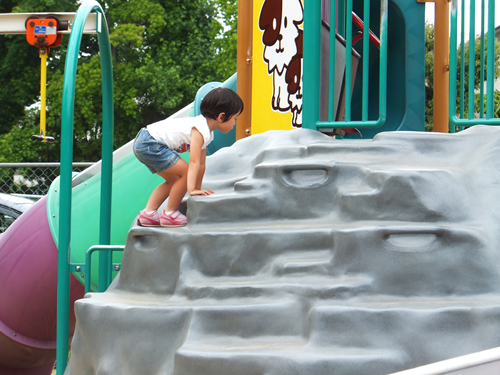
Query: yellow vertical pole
39,48,48,141
236,0,253,140
433,0,450,132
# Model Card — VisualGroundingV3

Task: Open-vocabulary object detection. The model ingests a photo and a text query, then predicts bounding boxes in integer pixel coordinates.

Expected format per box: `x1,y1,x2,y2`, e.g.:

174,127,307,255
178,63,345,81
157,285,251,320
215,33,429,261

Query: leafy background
424,22,500,131
0,0,238,162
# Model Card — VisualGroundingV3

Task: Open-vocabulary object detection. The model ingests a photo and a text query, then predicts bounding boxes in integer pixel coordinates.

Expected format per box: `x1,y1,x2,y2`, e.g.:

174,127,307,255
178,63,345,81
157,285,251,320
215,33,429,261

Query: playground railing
0,162,93,197
69,245,125,294
303,0,388,133
449,0,499,129
55,2,114,374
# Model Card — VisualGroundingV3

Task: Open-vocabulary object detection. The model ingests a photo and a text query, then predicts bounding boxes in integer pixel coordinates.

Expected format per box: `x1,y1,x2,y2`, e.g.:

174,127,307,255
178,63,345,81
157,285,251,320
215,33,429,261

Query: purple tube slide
0,196,85,374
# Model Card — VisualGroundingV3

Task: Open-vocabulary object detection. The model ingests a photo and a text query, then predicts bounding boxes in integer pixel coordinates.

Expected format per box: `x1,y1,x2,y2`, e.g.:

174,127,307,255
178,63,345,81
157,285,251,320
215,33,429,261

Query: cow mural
258,0,304,128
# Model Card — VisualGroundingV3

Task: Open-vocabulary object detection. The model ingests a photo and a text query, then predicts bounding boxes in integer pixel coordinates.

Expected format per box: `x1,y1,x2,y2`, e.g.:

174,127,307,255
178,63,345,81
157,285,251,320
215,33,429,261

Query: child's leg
147,158,188,212
144,174,179,212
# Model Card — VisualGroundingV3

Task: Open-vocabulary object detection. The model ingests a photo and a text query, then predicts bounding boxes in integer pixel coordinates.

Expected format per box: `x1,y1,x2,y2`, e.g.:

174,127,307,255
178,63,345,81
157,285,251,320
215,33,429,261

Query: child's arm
195,148,207,189
187,128,214,196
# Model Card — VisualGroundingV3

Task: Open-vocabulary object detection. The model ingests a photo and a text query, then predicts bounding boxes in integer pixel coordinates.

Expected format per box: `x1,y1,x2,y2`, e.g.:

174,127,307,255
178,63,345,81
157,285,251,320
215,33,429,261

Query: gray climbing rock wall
65,127,500,375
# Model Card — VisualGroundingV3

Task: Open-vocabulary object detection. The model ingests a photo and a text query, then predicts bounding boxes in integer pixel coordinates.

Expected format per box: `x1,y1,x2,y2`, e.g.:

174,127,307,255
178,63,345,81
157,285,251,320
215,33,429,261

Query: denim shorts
133,128,180,174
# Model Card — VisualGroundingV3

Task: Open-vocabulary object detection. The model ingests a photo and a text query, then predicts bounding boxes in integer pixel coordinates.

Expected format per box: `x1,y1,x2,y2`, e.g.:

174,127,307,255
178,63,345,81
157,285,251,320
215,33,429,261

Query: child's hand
190,189,214,196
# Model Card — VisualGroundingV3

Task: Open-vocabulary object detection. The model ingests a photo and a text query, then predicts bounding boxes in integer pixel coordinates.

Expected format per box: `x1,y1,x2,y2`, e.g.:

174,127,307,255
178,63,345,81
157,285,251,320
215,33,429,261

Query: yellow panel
252,0,304,135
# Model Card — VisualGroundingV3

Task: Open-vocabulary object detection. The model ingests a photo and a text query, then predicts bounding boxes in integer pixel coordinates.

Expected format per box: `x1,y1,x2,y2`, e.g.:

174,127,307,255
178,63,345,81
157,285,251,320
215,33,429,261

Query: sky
425,1,500,42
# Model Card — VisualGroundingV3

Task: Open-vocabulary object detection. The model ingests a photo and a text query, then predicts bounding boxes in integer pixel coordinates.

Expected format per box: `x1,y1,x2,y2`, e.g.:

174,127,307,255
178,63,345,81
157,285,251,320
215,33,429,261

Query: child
133,87,244,227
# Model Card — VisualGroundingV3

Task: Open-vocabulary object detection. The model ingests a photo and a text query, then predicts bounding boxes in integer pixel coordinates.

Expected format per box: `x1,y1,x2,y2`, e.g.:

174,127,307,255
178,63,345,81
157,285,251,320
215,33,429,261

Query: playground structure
66,124,500,375
0,0,499,374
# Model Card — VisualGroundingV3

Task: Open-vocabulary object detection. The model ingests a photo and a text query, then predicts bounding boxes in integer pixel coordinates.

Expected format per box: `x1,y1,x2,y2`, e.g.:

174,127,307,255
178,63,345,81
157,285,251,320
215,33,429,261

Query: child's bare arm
195,149,206,189
188,128,214,196
196,149,214,194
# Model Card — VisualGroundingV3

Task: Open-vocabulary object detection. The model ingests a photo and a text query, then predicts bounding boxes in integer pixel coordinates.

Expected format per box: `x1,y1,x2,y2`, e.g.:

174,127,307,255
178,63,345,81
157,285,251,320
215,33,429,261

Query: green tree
424,22,434,131
0,0,238,162
0,108,53,163
456,33,500,121
211,0,238,80
426,22,500,131
474,91,500,119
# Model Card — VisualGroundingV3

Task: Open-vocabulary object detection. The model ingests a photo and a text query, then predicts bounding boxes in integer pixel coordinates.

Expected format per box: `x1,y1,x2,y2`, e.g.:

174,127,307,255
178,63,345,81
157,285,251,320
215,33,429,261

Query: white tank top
146,115,214,153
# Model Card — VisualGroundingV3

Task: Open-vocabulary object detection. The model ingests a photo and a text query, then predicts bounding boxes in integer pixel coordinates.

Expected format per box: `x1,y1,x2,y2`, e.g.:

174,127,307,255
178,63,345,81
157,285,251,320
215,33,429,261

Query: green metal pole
449,0,499,126
377,0,388,125
449,0,459,124
479,0,485,118
302,0,322,129
468,0,475,120
345,0,353,122
486,0,495,119
459,0,465,121
456,0,466,131
328,0,337,122
57,1,113,374
97,10,114,291
56,6,85,374
362,0,371,121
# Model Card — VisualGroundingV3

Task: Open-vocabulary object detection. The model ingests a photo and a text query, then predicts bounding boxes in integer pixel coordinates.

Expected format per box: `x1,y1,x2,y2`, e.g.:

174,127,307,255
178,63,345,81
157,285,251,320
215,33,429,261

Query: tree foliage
425,22,500,131
424,22,434,131
211,0,238,80
0,0,238,162
455,33,500,120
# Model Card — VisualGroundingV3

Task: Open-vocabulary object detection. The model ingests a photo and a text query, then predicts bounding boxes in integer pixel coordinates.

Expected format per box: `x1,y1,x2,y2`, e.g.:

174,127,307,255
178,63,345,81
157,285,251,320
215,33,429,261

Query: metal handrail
449,0,499,127
83,245,125,293
303,0,388,131
351,11,381,49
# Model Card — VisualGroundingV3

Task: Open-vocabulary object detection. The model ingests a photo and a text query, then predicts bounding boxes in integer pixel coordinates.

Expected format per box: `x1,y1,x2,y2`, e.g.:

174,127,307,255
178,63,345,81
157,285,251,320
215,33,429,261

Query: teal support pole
328,0,337,122
486,0,495,119
449,0,499,126
450,0,460,123
459,0,465,123
97,9,114,291
458,0,465,132
467,0,475,120
362,0,371,122
479,0,485,118
302,0,322,130
344,0,353,122
56,1,114,374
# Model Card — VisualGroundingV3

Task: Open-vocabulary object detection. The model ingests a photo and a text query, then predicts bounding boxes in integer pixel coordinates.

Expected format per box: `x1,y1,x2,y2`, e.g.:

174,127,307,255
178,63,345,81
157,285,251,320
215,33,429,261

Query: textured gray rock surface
65,127,500,375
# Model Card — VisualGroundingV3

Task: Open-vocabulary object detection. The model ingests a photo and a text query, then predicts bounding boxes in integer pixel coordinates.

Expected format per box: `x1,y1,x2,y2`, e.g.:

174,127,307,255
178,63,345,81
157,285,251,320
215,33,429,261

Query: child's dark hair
200,87,244,122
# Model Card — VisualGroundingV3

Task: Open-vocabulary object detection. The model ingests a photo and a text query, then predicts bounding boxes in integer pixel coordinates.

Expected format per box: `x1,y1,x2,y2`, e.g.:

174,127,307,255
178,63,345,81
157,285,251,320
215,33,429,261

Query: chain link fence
0,163,94,198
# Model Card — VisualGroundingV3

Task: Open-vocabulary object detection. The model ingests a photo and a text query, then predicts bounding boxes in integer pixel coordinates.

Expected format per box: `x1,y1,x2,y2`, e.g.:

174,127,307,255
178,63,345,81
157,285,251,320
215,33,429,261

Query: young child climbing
133,87,244,227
